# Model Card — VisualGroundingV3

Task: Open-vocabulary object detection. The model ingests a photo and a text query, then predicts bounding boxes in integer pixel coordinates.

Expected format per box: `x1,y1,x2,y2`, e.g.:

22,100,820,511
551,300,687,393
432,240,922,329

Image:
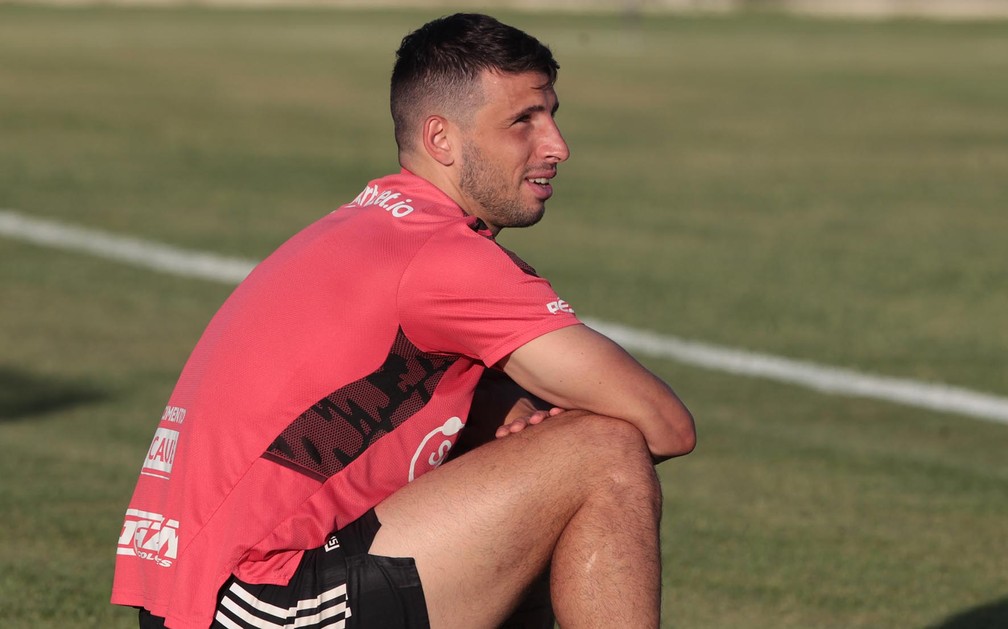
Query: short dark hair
390,13,559,153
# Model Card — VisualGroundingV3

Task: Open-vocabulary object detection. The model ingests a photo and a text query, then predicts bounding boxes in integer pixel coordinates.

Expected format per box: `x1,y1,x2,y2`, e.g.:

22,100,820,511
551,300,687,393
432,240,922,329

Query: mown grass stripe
4,208,1007,426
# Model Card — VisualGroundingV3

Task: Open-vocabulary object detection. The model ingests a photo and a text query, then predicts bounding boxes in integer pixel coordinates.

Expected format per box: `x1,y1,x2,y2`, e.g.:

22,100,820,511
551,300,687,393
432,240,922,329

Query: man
113,13,695,629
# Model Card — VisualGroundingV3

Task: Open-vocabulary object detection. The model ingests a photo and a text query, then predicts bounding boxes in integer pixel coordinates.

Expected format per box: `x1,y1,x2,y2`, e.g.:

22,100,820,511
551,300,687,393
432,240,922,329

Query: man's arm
498,323,696,460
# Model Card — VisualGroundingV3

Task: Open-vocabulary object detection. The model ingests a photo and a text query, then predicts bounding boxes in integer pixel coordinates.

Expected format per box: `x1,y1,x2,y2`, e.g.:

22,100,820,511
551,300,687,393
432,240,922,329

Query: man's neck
399,155,501,236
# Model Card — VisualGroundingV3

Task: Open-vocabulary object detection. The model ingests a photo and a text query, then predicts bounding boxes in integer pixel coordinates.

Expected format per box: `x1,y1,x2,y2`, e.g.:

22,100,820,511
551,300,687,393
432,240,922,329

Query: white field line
0,209,256,283
4,208,1008,426
582,318,1008,425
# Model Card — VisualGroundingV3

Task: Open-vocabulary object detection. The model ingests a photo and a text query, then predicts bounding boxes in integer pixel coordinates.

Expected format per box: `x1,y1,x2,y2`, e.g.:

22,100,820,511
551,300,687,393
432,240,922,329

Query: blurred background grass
1,5,1006,628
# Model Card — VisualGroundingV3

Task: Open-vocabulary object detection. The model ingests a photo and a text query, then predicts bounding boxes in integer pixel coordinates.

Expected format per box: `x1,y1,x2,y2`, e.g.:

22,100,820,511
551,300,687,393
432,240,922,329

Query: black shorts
139,509,429,629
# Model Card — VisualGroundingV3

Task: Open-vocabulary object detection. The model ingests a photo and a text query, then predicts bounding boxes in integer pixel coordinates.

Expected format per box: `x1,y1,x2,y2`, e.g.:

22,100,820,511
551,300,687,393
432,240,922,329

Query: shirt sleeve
397,226,581,367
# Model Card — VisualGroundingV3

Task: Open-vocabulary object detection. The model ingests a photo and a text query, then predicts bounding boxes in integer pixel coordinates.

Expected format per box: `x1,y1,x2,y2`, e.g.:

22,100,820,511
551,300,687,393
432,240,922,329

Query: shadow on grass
928,596,1008,629
0,366,107,421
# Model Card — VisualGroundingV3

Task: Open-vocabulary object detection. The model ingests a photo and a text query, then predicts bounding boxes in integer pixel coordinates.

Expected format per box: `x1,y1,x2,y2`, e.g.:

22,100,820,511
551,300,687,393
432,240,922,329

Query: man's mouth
526,175,555,200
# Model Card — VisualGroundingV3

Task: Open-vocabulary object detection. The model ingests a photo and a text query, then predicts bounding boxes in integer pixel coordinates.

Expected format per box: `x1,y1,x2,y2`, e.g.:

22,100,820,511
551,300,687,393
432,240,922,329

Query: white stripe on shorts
215,581,351,629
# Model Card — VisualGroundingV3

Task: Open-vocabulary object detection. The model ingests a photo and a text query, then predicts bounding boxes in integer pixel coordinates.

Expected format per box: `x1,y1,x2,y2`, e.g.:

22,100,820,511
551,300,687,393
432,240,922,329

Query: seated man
113,13,695,629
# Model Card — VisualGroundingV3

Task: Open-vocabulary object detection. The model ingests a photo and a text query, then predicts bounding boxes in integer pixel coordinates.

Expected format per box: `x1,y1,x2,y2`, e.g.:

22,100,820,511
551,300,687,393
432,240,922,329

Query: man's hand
452,370,559,458
495,406,565,439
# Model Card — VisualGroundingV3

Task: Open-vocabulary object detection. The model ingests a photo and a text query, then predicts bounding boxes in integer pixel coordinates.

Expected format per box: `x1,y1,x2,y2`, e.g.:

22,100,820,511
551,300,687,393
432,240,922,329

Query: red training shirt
111,170,580,628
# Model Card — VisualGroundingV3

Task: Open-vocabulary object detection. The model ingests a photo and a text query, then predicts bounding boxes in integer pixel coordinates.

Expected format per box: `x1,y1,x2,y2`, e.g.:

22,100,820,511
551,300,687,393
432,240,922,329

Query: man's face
457,71,570,233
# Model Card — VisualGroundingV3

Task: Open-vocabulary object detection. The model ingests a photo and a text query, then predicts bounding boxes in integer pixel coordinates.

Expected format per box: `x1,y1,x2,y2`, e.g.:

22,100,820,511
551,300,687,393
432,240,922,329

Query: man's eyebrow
511,101,560,120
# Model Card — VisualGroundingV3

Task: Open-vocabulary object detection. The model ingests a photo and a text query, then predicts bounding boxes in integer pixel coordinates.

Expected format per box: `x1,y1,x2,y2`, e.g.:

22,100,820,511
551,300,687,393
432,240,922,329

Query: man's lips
525,172,556,200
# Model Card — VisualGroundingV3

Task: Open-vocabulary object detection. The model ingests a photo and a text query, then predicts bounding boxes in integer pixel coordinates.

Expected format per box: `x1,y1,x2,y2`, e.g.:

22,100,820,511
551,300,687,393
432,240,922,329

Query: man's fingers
526,411,546,425
496,409,562,439
495,419,525,438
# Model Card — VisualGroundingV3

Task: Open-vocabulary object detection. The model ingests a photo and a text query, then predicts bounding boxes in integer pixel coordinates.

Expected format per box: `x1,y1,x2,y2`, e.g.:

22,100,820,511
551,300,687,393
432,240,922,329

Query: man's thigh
370,411,653,629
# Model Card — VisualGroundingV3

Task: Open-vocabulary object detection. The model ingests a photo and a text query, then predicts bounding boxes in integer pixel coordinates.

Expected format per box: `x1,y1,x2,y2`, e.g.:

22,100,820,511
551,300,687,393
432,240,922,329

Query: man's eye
514,115,531,124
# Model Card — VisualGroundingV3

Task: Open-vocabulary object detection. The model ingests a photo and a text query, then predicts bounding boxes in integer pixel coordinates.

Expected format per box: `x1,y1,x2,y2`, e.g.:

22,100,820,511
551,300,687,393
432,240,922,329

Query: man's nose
542,120,570,164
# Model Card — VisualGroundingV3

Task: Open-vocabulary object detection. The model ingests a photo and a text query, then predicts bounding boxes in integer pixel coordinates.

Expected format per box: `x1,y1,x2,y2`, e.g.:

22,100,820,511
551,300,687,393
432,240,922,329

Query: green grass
1,6,1006,628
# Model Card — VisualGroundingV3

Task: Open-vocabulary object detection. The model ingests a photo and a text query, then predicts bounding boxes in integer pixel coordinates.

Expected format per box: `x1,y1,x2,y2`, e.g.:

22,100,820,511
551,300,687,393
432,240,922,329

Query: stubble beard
459,142,545,230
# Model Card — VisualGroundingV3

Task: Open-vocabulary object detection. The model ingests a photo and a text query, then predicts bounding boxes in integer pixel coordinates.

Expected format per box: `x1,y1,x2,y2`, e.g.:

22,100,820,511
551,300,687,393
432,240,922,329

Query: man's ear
422,115,455,166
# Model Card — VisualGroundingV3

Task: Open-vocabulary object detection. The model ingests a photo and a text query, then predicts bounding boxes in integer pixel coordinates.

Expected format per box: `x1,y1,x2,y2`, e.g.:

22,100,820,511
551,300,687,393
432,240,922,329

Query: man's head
391,14,570,233
391,13,558,155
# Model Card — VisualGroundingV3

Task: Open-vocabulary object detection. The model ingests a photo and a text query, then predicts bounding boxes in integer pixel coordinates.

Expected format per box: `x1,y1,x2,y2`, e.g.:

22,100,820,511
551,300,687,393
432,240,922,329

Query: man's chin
508,208,545,229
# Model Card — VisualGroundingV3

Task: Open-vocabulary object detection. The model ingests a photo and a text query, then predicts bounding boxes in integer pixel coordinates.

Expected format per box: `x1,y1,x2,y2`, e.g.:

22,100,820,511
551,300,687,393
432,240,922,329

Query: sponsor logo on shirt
117,509,179,568
161,405,186,424
348,184,415,217
547,299,574,315
141,427,179,480
409,416,465,482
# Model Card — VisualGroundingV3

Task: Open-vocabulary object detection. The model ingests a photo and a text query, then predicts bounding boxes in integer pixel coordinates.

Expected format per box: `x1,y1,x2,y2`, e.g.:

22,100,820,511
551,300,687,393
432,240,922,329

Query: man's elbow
651,406,696,460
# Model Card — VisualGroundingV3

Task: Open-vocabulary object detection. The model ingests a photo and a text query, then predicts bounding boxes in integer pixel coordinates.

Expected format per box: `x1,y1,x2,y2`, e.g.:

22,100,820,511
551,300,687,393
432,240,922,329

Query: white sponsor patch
117,509,179,568
141,427,179,479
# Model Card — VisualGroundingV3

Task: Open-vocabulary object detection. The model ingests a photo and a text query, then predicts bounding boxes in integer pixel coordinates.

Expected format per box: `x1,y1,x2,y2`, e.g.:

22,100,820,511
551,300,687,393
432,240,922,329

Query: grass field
1,5,1007,628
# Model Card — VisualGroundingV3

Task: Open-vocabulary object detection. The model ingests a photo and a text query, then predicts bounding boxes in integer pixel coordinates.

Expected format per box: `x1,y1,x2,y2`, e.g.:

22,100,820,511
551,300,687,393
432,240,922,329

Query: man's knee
447,410,661,515
552,412,652,460
543,413,662,507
